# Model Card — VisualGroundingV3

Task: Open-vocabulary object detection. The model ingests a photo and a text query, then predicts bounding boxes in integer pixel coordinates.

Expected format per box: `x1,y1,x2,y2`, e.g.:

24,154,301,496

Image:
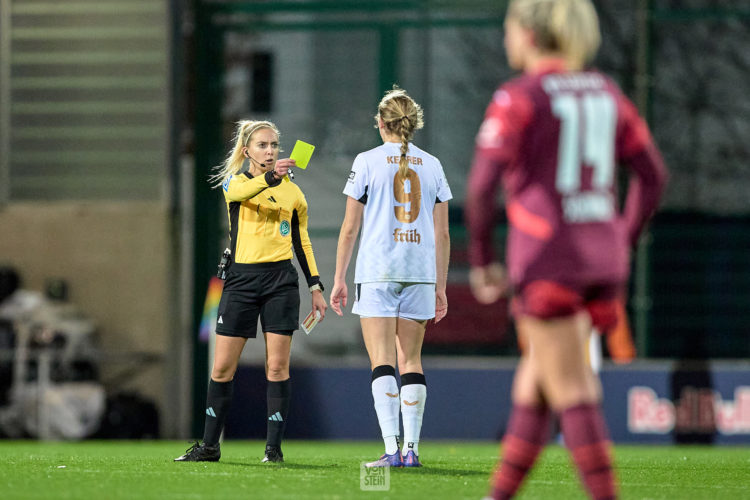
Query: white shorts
352,282,436,321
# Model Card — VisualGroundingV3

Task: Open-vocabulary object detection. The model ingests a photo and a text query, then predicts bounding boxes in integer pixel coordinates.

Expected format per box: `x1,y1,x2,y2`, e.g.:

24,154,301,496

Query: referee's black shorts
215,260,300,338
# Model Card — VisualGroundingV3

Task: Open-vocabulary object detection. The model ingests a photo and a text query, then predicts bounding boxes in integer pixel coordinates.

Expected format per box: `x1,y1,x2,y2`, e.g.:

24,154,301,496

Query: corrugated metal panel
1,0,11,203
5,0,168,200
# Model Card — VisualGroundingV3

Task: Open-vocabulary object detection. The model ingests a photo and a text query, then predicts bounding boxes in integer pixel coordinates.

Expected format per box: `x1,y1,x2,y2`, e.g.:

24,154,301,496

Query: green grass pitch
1,440,748,499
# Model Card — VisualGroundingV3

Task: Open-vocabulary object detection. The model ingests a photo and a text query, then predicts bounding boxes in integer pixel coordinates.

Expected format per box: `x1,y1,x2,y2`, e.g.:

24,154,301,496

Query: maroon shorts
512,280,623,331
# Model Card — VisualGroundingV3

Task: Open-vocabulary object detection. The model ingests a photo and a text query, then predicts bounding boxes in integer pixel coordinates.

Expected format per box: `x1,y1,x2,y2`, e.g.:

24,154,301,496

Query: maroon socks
560,403,617,500
491,404,551,499
491,403,616,500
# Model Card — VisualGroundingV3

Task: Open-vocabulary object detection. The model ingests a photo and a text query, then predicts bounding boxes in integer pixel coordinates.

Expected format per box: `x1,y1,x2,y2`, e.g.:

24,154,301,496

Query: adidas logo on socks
268,411,283,422
206,407,216,417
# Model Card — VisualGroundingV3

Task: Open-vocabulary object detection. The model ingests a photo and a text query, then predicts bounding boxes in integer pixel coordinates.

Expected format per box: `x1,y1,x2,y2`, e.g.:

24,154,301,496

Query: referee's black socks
202,378,234,447
266,378,291,448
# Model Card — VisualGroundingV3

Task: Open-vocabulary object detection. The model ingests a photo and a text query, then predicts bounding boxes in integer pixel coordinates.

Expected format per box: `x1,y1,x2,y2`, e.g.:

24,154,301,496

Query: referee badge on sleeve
347,171,356,183
280,220,291,236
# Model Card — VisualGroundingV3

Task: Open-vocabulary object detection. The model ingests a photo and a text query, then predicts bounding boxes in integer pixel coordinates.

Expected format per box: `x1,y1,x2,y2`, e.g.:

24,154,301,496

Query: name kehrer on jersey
386,155,423,166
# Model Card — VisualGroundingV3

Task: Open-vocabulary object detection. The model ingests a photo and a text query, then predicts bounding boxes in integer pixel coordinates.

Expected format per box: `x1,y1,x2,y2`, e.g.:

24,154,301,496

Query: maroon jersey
467,62,668,290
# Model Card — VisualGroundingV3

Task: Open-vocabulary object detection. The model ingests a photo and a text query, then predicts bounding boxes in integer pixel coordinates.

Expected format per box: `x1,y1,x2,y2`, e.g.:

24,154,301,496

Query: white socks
371,368,400,455
400,381,427,455
371,367,428,457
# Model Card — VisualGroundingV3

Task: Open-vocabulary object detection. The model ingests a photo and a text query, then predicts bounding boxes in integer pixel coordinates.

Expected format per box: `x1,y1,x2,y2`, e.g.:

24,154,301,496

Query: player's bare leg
489,350,551,498
362,317,398,369
362,318,403,467
524,313,600,409
522,313,615,500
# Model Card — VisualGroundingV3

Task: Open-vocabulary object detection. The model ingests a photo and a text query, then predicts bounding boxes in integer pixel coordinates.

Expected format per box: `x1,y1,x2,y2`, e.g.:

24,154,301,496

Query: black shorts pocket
260,286,300,333
216,297,260,338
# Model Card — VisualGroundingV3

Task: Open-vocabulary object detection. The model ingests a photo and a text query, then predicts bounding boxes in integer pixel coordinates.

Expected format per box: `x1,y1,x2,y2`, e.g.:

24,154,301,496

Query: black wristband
308,276,324,292
264,170,282,187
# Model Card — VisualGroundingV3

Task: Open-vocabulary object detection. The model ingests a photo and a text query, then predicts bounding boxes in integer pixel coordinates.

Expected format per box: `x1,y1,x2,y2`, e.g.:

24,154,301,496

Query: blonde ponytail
396,116,411,179
209,120,281,188
375,86,424,179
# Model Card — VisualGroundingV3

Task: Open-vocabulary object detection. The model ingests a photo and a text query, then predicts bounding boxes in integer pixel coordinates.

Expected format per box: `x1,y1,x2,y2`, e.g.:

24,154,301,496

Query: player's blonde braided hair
375,86,424,179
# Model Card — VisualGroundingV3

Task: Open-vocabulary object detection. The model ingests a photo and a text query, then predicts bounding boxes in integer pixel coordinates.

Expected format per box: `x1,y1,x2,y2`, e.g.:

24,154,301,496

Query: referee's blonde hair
507,0,601,70
210,120,281,188
375,86,424,180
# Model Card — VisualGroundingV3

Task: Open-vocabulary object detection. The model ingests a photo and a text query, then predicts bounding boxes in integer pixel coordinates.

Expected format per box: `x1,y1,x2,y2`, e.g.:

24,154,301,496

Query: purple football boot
365,450,403,468
403,449,422,467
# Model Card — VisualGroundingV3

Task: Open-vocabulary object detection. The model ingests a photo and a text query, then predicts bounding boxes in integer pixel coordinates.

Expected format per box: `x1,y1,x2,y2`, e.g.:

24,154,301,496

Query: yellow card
289,140,315,169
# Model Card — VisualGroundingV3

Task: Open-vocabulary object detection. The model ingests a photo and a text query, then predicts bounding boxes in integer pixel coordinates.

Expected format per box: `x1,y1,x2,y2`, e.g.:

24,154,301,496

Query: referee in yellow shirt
176,120,327,464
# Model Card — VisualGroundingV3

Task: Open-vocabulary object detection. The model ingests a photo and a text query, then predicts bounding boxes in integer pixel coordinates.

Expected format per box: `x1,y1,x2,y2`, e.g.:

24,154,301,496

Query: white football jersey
343,142,452,283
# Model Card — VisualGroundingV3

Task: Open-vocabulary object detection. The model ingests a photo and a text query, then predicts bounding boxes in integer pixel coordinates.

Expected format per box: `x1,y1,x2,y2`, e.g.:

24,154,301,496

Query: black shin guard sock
371,364,396,381
400,372,426,387
266,378,291,448
202,379,234,446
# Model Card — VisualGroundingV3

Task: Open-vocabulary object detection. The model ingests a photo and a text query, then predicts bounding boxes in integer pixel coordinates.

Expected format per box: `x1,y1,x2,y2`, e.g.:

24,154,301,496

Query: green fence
190,0,750,432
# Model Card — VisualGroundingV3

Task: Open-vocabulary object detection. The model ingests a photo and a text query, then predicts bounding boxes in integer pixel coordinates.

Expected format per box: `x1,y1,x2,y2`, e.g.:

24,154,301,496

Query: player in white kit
330,87,452,467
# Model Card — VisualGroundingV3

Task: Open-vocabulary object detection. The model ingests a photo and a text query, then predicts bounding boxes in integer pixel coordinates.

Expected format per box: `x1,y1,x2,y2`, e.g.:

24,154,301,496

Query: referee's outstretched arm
223,171,281,202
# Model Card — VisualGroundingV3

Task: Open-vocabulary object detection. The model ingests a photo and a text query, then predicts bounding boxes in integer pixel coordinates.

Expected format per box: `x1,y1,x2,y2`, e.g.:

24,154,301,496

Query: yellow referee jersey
222,171,321,286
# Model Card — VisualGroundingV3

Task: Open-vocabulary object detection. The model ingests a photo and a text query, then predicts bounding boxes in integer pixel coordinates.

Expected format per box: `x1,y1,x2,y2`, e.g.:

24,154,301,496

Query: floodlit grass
0,440,748,499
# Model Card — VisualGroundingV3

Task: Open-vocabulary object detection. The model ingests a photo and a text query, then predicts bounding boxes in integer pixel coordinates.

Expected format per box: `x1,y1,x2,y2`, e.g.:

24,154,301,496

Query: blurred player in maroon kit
466,1,668,499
